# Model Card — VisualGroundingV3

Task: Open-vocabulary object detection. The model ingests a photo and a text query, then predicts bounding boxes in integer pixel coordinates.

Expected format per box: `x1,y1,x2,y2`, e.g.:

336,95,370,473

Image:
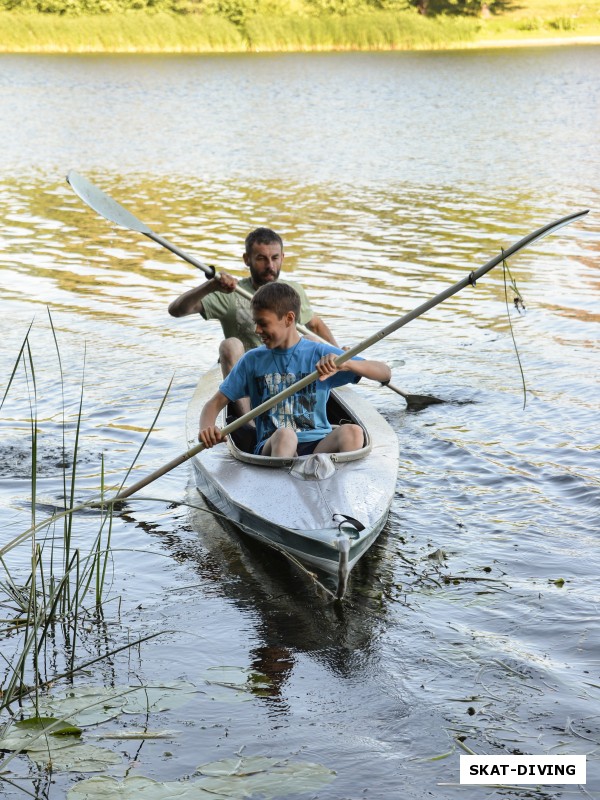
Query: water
0,46,599,798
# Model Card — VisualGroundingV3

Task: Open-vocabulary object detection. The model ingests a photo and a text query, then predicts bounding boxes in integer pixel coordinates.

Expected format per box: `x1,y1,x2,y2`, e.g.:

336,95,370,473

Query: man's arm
198,390,230,448
306,314,338,346
168,273,237,318
315,353,391,385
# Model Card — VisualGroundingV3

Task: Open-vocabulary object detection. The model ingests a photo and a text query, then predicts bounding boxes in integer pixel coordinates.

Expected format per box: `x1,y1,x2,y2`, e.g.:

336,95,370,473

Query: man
199,283,390,458
168,227,337,380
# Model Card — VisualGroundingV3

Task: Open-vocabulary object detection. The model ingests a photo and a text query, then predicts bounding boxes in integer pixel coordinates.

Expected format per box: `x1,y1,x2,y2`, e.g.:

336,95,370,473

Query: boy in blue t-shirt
199,283,391,458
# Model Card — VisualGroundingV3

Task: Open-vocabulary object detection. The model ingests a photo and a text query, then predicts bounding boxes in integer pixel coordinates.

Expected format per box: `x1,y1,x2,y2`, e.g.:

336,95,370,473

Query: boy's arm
198,390,230,448
315,353,391,385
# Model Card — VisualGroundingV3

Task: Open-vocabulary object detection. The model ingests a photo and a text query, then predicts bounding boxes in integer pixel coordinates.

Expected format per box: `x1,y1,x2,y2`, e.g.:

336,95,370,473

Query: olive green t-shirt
201,277,314,351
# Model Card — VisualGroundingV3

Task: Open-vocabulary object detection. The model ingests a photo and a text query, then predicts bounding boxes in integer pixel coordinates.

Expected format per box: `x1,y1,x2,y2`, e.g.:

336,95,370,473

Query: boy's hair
244,227,283,255
251,282,300,321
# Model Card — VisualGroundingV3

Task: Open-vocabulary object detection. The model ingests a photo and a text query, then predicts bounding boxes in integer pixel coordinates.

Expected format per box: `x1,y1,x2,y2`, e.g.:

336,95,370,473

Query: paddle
66,170,439,411
108,208,588,504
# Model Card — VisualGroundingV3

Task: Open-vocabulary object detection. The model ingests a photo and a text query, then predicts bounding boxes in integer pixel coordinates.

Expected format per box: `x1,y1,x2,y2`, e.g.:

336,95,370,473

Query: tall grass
0,10,244,52
1,4,598,53
0,8,480,52
0,322,111,711
245,10,478,50
0,316,168,717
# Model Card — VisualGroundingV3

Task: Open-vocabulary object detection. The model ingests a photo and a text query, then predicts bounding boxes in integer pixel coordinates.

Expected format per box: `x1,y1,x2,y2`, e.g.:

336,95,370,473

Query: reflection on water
0,48,599,798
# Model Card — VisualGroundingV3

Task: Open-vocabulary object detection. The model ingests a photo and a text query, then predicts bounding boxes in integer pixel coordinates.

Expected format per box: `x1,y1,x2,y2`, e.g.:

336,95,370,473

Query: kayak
186,366,399,598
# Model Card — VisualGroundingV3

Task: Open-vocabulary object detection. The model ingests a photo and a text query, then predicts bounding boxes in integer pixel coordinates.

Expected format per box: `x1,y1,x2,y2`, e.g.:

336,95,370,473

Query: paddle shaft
113,208,588,502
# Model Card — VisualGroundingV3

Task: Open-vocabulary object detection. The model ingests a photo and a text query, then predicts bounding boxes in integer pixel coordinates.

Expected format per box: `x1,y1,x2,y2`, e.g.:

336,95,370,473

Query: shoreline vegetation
0,1,599,53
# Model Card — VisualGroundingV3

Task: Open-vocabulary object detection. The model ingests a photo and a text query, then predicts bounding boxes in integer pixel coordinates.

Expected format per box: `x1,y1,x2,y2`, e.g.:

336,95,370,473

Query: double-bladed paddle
66,170,441,410
109,208,587,502
2,207,587,554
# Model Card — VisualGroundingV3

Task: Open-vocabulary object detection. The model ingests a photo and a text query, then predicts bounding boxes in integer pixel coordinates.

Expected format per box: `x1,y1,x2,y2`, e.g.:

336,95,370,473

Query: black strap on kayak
334,514,365,534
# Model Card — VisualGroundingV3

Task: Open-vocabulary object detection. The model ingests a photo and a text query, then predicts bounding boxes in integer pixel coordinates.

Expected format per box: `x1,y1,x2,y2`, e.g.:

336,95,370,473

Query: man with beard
168,227,337,381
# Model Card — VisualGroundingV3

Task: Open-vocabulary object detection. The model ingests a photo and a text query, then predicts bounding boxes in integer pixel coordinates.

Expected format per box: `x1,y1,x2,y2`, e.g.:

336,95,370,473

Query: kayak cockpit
223,389,372,468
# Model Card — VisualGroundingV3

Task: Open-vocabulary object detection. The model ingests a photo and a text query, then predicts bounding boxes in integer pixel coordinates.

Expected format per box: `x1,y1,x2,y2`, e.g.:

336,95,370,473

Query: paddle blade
66,171,153,235
501,209,589,262
404,393,445,412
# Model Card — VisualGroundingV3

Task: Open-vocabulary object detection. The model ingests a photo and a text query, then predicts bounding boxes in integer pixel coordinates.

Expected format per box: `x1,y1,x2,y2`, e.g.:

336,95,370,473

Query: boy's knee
273,428,298,445
341,424,364,450
266,427,298,457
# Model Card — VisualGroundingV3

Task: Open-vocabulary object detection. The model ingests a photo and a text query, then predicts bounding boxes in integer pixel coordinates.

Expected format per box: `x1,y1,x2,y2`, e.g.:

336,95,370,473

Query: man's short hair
244,227,283,255
251,282,300,321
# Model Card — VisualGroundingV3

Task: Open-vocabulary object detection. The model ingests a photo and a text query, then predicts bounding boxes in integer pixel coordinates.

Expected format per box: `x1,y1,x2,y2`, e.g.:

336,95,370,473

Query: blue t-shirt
219,338,362,454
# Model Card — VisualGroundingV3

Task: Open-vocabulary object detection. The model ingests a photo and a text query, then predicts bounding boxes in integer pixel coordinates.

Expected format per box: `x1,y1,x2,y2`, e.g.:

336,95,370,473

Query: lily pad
196,756,336,798
67,775,230,799
15,716,82,736
122,682,198,714
24,682,199,727
93,730,177,740
67,758,336,800
197,755,286,777
202,667,271,700
202,686,253,704
0,723,121,773
26,687,127,727
29,742,122,772
0,726,79,754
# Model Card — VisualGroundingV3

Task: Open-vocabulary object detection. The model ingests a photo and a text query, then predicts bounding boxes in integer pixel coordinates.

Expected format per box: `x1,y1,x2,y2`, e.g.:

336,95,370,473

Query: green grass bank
0,0,599,53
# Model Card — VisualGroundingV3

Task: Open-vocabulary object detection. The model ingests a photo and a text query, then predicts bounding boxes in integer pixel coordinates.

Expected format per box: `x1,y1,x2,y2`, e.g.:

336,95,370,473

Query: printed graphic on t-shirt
254,371,316,438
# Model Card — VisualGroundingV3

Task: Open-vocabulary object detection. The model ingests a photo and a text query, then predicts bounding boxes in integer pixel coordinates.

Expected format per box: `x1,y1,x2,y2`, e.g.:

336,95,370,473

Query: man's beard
250,267,281,287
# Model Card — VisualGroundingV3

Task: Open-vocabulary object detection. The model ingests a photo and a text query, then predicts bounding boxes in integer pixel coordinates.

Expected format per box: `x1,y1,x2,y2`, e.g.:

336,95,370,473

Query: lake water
0,46,599,798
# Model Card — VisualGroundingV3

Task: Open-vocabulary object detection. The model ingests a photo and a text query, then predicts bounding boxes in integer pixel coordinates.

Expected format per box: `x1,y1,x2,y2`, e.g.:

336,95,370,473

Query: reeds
0,11,245,52
0,8,479,53
2,1,599,54
0,314,162,717
245,11,479,51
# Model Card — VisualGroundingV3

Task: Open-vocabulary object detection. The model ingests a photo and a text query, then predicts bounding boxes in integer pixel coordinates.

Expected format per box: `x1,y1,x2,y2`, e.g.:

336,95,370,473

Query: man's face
253,308,291,349
244,242,283,287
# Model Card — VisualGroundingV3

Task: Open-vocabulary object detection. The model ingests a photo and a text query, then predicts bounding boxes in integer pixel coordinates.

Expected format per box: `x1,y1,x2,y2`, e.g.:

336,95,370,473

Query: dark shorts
296,439,322,457
258,438,323,457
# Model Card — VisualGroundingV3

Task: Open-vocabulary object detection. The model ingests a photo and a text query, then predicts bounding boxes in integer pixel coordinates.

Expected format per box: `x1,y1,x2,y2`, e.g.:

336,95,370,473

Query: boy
199,283,391,458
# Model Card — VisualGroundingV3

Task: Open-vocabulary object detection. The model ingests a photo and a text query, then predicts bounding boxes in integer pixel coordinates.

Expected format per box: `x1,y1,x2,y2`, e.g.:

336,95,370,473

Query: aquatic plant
1,0,598,53
0,7,480,52
0,315,171,719
68,757,336,798
501,254,528,409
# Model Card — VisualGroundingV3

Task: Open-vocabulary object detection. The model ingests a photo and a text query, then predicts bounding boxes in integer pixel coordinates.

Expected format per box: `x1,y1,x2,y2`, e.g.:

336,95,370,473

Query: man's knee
219,338,244,376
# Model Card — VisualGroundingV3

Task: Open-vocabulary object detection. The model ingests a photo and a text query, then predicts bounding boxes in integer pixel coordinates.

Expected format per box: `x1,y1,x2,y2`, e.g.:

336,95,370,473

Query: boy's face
253,308,293,349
